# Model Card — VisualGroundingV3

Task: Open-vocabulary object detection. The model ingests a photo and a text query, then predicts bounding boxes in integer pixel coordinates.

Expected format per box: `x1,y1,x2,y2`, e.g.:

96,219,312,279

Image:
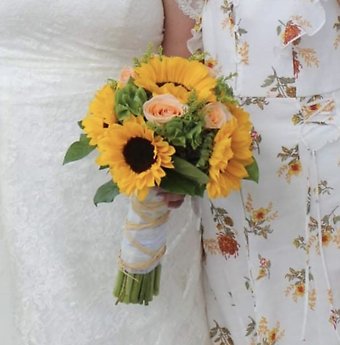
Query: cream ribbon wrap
118,188,170,274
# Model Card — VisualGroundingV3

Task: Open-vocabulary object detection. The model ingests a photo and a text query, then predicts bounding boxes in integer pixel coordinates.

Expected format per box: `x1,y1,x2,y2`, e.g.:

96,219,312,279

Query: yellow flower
257,268,267,280
252,208,268,222
96,116,175,200
207,104,253,198
82,84,116,146
294,283,305,297
268,328,279,344
322,231,332,247
288,160,302,176
134,56,216,103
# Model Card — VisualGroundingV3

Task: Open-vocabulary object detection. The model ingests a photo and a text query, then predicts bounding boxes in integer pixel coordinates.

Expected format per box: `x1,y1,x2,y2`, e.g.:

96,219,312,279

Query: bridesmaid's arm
162,0,195,57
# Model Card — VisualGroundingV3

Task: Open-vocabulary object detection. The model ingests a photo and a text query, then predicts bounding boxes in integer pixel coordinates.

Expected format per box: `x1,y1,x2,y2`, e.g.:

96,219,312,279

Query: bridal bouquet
64,49,258,305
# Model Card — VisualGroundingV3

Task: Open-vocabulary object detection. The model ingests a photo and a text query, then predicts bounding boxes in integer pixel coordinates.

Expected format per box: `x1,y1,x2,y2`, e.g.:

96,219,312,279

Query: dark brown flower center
156,81,191,92
123,137,156,173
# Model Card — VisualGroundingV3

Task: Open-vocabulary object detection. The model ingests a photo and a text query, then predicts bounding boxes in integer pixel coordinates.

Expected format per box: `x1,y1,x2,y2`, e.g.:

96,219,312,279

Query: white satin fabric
0,1,210,344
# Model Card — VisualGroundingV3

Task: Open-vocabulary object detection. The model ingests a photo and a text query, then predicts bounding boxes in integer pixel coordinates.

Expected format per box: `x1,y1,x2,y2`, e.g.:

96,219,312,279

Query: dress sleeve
175,0,205,53
175,0,204,20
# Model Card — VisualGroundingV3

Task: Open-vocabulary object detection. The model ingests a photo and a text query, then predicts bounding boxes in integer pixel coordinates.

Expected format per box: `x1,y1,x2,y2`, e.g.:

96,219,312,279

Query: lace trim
175,0,204,20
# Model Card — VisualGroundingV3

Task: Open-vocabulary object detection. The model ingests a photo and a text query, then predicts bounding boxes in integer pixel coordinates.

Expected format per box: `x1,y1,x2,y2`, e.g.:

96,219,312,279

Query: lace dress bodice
0,1,210,344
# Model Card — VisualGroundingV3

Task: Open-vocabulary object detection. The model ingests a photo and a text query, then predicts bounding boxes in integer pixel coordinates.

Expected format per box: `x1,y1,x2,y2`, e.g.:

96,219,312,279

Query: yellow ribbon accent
120,194,169,273
118,246,166,272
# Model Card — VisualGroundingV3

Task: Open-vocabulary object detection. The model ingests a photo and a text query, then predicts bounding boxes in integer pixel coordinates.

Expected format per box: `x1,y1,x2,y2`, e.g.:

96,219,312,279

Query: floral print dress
197,0,340,344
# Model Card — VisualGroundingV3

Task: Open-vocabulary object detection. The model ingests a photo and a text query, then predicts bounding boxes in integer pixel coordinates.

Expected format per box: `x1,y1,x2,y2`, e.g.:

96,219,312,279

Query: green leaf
173,156,209,184
93,180,120,206
114,81,147,120
276,25,282,36
63,134,95,165
245,158,259,183
160,170,205,196
261,75,275,88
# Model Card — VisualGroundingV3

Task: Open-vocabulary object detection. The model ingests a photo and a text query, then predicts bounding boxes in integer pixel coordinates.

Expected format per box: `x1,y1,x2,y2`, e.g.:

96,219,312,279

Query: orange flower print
288,160,302,176
257,255,271,280
277,145,302,182
307,206,340,252
245,194,278,239
321,230,333,247
284,267,314,303
277,20,302,46
268,329,279,344
294,283,305,297
252,208,268,222
208,202,240,259
217,233,239,257
284,21,301,45
292,50,302,79
291,96,335,125
257,317,285,345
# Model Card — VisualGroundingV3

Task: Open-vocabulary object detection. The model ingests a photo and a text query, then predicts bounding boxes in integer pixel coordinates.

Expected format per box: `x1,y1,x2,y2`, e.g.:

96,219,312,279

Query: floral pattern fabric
198,1,340,344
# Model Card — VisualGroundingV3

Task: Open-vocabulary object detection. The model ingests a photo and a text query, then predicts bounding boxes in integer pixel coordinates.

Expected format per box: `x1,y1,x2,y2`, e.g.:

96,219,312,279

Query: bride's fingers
167,200,184,209
156,190,185,208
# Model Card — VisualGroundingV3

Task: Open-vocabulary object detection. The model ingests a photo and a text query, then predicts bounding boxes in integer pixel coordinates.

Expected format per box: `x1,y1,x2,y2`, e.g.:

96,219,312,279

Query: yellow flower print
245,194,278,239
322,230,333,247
307,206,340,251
252,208,268,222
256,255,271,280
257,317,285,345
294,282,305,297
284,267,315,305
288,160,302,176
277,145,302,182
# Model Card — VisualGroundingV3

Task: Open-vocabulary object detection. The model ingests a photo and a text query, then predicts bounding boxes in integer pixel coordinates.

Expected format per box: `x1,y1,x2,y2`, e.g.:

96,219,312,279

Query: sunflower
96,116,175,200
134,56,216,104
207,104,253,198
82,84,116,146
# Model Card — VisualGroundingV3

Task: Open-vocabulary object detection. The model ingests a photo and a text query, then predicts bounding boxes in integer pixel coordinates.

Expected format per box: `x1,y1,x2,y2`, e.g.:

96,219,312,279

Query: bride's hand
156,189,185,209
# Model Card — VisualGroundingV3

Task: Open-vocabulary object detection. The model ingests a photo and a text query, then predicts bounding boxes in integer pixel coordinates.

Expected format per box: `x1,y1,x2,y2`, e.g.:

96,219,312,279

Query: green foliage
196,131,215,170
215,74,237,104
132,44,162,67
107,79,118,90
188,50,209,62
114,80,147,121
160,169,205,197
173,156,209,184
63,134,95,164
93,180,119,206
245,158,259,183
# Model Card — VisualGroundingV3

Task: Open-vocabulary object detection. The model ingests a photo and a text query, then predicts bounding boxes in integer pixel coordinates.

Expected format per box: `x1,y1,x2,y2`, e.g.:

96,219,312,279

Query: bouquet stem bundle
113,265,161,305
113,189,169,305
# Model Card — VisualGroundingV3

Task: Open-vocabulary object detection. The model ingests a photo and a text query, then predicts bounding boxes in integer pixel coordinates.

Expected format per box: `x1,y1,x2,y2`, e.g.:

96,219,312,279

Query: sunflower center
156,81,191,92
123,137,156,173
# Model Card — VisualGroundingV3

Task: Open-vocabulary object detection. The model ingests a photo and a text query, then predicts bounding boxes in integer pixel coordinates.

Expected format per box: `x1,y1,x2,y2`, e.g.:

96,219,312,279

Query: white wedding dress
0,1,210,344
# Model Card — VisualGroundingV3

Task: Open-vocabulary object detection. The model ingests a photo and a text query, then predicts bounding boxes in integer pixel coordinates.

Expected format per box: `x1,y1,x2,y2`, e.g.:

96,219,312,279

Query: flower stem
113,265,162,305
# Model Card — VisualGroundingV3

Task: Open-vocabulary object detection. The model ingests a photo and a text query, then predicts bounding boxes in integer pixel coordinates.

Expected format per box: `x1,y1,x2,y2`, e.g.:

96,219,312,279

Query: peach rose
143,94,187,125
118,67,135,87
203,102,232,129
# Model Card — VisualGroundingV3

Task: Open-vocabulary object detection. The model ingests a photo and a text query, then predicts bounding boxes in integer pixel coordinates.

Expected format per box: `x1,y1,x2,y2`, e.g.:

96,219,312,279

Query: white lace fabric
0,1,210,344
175,0,204,19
